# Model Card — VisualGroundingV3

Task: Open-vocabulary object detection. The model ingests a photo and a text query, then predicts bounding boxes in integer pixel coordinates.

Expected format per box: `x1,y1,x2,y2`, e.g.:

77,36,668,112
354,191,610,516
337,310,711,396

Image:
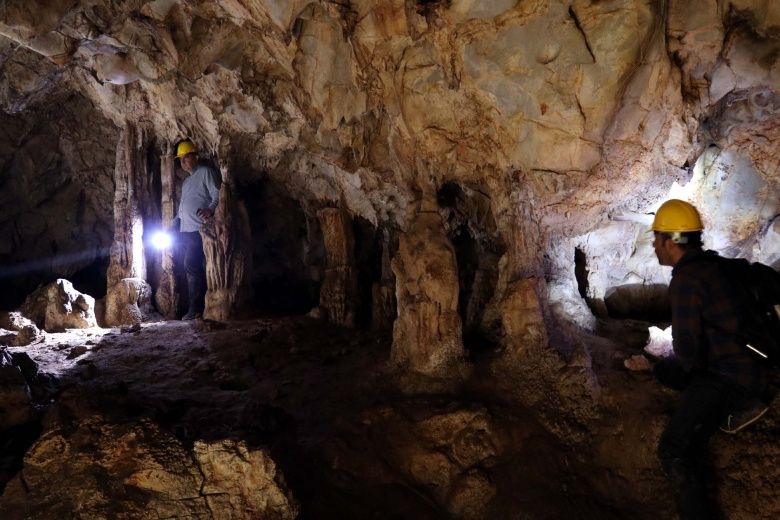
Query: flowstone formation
0,0,779,518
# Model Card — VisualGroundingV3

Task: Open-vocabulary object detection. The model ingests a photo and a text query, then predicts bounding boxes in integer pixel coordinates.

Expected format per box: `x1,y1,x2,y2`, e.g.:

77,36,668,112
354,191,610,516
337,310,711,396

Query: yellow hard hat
651,199,703,232
175,140,197,158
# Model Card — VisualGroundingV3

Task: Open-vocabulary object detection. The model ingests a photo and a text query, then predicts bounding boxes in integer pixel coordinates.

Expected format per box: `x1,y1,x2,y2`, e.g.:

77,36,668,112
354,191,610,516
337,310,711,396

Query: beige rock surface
20,279,97,332
0,411,298,520
193,439,298,519
102,277,153,327
0,312,42,346
391,210,465,380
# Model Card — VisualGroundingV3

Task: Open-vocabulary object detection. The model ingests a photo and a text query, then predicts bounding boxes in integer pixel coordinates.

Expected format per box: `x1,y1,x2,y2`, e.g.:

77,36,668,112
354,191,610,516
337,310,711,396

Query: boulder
103,277,152,327
19,279,97,332
0,311,43,346
0,415,298,519
193,439,299,519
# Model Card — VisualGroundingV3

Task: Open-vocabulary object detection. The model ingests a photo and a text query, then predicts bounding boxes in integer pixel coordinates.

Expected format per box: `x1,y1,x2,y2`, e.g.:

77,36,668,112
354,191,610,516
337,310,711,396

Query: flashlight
151,230,173,250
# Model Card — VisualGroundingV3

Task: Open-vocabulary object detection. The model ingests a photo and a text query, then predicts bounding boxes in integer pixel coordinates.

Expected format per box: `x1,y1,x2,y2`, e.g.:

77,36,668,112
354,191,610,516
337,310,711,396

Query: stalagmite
103,125,155,326
201,159,253,321
391,207,465,381
317,208,358,327
154,144,180,319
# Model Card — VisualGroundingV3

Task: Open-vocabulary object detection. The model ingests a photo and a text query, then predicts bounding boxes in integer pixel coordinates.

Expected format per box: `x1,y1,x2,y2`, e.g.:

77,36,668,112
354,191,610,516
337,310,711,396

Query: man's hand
196,208,214,221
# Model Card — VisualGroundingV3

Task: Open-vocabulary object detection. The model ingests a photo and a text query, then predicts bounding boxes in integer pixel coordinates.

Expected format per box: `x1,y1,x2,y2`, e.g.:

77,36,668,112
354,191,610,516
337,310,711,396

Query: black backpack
716,256,780,365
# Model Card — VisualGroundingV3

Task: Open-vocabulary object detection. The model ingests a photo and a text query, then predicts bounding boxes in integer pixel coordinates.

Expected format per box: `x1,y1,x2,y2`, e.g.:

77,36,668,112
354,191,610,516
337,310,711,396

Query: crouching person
650,199,768,520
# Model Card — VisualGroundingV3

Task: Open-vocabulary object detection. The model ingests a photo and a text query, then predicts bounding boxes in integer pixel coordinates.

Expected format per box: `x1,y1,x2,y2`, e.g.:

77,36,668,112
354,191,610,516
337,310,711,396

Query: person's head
175,140,198,173
651,199,704,267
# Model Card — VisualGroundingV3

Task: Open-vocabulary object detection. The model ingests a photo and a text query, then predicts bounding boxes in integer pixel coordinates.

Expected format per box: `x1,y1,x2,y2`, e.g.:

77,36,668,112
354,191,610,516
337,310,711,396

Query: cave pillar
154,144,179,318
103,124,153,326
200,160,252,321
487,174,549,357
390,210,465,379
371,229,396,329
317,208,358,327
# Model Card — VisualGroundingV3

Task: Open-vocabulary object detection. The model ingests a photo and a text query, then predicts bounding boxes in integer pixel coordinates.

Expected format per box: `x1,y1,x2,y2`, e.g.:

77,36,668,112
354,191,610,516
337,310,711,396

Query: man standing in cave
173,139,221,320
649,199,769,520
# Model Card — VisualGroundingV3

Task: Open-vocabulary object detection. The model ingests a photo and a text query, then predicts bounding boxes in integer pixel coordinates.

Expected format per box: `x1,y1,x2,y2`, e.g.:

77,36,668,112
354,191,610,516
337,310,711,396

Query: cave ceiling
0,0,778,269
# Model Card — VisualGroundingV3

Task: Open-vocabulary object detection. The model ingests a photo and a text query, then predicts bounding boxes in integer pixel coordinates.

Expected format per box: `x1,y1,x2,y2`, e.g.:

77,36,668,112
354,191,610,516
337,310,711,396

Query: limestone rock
0,311,42,346
391,211,465,379
366,404,504,517
193,439,299,519
0,415,298,519
496,278,548,357
202,163,253,322
446,470,497,520
19,279,97,332
317,208,358,327
103,277,152,327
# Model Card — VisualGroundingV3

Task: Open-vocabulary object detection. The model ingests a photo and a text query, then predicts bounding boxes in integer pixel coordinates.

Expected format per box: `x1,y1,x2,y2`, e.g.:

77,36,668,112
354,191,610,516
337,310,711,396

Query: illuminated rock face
19,279,97,332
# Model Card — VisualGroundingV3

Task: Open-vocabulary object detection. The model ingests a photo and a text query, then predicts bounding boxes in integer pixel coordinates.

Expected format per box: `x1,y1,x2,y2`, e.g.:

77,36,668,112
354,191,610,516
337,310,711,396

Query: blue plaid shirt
670,249,767,394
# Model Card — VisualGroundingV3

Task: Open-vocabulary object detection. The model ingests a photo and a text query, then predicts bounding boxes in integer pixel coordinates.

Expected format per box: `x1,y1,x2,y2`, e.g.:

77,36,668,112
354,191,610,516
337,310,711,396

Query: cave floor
4,315,682,519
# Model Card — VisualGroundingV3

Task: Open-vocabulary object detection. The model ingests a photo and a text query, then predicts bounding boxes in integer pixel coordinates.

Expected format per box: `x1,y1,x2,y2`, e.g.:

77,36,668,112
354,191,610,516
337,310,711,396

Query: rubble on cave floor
2,315,779,519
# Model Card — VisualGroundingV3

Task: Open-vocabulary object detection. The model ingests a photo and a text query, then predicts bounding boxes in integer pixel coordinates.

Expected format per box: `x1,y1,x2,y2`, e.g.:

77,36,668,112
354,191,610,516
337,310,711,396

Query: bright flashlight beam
151,231,173,250
0,248,110,279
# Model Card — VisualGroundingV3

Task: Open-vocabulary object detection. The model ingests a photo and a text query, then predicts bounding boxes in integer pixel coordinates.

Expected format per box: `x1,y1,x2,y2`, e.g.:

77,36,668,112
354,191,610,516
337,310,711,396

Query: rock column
154,144,179,318
317,208,358,327
201,160,252,321
104,124,153,326
491,174,548,358
391,210,464,379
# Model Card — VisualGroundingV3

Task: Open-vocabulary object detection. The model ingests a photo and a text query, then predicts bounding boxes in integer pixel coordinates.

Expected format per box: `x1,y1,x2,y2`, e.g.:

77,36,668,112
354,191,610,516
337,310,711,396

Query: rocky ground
2,312,777,519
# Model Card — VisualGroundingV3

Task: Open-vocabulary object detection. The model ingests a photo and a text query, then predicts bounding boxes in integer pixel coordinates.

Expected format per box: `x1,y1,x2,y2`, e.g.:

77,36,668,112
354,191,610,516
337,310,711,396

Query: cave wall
0,91,118,309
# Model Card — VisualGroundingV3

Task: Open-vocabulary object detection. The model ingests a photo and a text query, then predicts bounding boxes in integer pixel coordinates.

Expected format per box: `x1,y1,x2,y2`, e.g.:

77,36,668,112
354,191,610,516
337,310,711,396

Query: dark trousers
180,231,206,314
654,358,752,520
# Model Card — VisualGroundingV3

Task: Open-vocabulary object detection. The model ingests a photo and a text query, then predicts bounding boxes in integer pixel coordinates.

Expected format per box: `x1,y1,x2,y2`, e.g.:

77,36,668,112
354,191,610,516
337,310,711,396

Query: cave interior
0,1,779,519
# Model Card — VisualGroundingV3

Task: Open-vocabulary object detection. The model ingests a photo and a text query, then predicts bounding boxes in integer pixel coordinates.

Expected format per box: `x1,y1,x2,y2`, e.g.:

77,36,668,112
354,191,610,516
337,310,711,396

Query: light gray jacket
177,163,220,232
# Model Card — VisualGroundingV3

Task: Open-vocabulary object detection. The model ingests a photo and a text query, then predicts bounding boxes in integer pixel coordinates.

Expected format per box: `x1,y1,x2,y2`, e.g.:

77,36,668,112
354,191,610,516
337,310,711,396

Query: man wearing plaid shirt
650,200,768,520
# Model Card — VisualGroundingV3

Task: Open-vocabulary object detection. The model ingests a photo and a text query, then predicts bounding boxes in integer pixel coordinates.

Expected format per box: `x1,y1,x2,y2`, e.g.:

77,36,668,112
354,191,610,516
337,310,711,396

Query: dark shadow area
242,179,323,315
353,216,384,328
574,247,589,299
70,254,110,301
437,182,504,352
604,283,670,322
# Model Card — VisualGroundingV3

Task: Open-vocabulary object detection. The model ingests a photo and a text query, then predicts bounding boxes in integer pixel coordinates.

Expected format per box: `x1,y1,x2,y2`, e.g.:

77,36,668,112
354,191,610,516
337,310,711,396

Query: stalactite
201,159,253,321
